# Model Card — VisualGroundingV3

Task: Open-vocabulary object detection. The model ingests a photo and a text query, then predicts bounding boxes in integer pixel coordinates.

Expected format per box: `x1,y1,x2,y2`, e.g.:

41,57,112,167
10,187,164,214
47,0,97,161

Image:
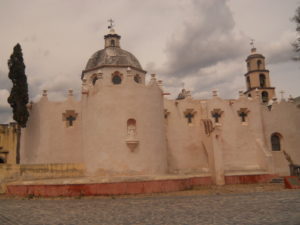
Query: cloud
0,88,9,104
154,0,249,99
0,70,11,90
161,0,247,77
264,31,297,64
0,89,12,123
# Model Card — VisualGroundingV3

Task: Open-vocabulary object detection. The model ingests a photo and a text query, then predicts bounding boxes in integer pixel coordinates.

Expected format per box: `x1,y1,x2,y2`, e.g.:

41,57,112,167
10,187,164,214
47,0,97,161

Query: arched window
261,91,269,103
259,74,266,88
0,157,5,163
247,62,250,70
257,60,262,69
92,75,98,85
271,133,281,151
112,72,122,85
111,39,115,47
246,76,251,89
134,74,141,83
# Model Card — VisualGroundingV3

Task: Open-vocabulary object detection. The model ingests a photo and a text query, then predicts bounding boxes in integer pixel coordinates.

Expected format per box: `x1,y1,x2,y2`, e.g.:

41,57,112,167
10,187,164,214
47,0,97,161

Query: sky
0,0,299,123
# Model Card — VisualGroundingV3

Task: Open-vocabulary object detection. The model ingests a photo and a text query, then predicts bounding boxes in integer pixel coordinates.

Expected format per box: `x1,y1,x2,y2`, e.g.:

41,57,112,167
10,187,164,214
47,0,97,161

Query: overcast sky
0,0,299,123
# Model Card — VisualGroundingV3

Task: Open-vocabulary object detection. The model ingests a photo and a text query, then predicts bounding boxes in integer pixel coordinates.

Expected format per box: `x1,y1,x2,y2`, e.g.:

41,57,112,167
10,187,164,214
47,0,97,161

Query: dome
85,47,143,71
246,47,265,61
246,53,265,61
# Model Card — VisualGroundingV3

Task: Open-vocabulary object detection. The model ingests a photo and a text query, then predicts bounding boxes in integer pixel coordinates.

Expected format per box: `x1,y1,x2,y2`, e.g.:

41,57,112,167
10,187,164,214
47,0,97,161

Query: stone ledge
6,174,277,197
225,170,269,176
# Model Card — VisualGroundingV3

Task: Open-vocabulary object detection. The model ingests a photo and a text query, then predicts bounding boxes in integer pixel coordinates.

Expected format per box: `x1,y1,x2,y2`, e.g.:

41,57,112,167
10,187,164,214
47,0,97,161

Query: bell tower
244,46,276,103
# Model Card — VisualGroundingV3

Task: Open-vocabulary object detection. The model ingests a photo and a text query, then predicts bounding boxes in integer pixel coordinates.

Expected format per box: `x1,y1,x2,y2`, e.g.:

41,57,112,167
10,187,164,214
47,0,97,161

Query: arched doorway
271,133,281,151
261,91,269,103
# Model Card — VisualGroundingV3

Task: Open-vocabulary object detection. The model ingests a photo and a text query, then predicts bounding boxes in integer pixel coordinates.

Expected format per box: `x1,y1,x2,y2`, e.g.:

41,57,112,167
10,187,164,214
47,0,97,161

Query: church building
19,27,300,185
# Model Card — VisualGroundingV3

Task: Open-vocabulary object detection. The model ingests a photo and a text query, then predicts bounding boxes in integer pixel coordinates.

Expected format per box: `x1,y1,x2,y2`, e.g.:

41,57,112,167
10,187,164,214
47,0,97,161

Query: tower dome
84,28,143,72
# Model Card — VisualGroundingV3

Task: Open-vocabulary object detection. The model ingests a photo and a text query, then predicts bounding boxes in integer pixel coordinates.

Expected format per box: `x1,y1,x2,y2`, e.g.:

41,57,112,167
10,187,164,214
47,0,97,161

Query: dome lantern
82,21,145,79
104,28,121,48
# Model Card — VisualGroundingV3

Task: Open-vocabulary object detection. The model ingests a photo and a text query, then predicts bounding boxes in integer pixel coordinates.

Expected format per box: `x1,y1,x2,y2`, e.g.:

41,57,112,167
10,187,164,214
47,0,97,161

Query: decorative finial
68,89,73,96
108,19,114,29
157,80,163,87
280,90,285,100
42,90,48,97
288,94,294,102
239,90,244,97
212,89,218,97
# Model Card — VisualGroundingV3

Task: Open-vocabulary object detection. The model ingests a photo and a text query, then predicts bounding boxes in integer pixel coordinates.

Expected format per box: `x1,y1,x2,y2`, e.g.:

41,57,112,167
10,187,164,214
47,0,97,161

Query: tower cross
250,39,255,48
108,19,114,29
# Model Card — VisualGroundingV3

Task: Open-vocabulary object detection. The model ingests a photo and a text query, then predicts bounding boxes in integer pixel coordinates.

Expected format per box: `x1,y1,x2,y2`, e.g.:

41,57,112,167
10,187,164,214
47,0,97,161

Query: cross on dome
108,19,115,29
250,38,257,53
250,39,255,48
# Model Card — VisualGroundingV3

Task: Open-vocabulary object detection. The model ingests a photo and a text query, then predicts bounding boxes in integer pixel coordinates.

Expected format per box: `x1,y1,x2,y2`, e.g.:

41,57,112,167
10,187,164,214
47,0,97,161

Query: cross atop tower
250,39,256,53
250,39,255,48
108,19,114,29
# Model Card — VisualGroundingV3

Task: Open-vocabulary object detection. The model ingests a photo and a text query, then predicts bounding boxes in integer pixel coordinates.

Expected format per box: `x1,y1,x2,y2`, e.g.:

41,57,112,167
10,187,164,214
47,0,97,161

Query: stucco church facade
20,28,300,185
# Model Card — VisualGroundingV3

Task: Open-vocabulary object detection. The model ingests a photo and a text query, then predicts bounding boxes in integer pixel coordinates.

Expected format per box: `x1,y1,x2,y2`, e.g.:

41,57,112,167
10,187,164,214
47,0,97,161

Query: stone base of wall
7,176,212,197
6,174,277,197
225,174,277,184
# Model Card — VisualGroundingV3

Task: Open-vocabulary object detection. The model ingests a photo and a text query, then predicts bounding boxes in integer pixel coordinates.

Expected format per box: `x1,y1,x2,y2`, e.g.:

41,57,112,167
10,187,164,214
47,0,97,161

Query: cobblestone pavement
0,189,299,225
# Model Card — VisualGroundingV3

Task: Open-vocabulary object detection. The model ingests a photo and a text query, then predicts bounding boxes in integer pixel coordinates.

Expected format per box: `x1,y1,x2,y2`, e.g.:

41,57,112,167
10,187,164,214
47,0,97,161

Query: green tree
7,43,29,128
292,6,300,60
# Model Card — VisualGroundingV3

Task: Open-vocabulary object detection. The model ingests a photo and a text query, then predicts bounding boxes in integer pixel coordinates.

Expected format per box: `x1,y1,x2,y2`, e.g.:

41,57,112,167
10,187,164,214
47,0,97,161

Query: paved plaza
0,187,299,225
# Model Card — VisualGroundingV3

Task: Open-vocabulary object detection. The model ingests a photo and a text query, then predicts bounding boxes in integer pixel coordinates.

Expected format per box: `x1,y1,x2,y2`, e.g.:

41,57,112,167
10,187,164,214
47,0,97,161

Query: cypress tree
7,43,29,128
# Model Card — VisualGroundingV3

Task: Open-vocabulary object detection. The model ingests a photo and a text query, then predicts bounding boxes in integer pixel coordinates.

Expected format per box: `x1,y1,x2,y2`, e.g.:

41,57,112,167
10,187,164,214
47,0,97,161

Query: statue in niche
127,119,136,140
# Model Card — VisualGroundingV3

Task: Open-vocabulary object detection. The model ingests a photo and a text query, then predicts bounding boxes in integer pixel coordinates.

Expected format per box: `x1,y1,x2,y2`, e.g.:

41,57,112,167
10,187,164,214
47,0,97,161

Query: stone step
270,177,284,183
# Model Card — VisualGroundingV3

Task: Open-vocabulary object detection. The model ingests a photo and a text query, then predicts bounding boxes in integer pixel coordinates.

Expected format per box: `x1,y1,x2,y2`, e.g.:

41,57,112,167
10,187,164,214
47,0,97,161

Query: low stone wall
6,174,278,197
6,176,213,197
0,163,85,193
0,164,20,193
20,163,85,180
